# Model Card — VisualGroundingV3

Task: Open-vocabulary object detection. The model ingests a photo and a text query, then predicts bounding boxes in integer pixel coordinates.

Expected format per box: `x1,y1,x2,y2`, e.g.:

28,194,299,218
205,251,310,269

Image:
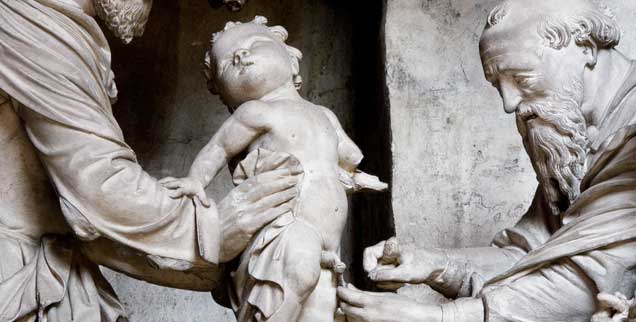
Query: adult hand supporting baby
217,160,303,263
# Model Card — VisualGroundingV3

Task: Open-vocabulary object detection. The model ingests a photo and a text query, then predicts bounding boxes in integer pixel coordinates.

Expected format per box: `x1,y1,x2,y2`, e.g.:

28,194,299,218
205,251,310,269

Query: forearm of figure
81,237,224,291
17,106,224,268
440,298,485,322
431,246,524,298
188,140,229,188
188,110,265,187
479,258,597,321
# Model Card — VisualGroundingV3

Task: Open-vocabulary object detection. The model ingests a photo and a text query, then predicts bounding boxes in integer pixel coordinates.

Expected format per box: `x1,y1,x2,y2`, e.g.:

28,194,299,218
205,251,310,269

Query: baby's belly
295,172,348,252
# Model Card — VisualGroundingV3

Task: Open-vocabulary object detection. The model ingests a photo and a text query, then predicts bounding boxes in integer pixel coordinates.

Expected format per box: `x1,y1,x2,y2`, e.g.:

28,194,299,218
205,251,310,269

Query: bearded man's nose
500,83,523,114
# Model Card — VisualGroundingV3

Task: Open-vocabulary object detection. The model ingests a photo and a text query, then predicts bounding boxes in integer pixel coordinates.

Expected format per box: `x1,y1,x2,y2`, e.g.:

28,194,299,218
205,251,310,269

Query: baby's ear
203,50,220,95
287,45,303,75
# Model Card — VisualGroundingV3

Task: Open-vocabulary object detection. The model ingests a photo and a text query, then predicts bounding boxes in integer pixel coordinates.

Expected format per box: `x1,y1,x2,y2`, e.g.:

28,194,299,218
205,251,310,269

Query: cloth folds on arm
0,0,221,282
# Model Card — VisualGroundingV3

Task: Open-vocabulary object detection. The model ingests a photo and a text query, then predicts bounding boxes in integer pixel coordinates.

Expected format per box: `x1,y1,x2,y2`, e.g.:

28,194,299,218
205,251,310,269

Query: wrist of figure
440,298,484,322
426,249,468,298
406,302,443,322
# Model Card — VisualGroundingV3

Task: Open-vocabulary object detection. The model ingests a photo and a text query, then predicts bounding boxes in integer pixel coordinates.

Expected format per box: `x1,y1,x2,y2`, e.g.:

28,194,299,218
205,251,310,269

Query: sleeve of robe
434,190,559,298
0,0,224,290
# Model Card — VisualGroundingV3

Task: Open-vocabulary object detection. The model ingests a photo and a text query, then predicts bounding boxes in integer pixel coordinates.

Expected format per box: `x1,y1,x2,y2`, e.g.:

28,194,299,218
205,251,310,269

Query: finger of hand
255,153,290,173
250,168,302,185
347,283,386,297
251,187,297,212
363,241,386,273
196,191,212,208
169,190,186,199
244,176,299,202
252,203,293,227
376,281,405,291
158,177,177,184
161,181,185,189
337,286,371,307
370,267,410,282
340,303,368,321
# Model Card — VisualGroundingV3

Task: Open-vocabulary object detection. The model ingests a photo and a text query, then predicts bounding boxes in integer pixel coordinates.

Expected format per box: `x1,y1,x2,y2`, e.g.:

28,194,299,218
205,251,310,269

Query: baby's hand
352,171,388,192
159,176,211,207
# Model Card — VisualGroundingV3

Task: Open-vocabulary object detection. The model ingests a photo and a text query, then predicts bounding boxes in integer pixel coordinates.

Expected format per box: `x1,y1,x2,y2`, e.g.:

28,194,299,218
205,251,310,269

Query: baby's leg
266,222,322,322
298,269,340,322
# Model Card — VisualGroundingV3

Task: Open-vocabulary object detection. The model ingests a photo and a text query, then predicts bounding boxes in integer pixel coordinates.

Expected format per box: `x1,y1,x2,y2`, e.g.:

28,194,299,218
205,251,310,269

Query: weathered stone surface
385,0,636,250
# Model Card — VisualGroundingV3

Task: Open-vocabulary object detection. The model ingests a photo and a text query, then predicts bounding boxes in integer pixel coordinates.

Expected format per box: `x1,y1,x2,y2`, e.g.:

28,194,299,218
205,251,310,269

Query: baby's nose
233,49,250,65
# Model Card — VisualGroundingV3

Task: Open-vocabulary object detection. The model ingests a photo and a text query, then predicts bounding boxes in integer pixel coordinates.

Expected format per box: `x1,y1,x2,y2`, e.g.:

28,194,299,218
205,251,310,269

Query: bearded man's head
479,0,621,215
94,0,153,44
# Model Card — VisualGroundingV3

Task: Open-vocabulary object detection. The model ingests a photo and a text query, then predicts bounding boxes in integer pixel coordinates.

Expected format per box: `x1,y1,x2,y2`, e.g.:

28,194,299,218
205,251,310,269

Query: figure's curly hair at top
94,0,152,44
203,16,303,95
485,0,621,54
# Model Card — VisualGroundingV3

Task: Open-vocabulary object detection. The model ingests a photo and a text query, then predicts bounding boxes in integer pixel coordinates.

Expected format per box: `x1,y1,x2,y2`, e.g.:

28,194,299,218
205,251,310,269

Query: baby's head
204,16,303,108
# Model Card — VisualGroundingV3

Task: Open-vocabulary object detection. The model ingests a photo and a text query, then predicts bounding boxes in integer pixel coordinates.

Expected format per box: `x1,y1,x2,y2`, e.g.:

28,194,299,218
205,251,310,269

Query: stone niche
103,0,391,321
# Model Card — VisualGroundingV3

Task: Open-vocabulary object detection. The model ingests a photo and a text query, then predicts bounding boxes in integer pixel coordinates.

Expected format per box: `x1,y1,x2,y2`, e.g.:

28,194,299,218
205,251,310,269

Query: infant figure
160,16,387,322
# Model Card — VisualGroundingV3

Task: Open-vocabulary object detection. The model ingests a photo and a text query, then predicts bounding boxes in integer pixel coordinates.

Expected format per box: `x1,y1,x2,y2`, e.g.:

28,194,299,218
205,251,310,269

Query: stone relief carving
3,0,636,321
338,0,636,321
159,16,387,322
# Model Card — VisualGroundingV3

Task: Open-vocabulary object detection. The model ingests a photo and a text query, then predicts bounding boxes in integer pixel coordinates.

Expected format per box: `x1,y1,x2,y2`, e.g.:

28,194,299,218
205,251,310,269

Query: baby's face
212,24,294,105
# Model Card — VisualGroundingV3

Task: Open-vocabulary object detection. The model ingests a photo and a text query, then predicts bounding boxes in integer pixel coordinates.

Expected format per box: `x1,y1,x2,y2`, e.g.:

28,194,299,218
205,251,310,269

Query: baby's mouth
237,61,254,75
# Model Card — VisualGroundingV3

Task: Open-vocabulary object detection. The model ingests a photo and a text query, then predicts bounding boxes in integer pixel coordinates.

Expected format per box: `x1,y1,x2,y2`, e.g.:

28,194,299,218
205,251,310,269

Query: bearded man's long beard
94,0,153,44
518,84,589,216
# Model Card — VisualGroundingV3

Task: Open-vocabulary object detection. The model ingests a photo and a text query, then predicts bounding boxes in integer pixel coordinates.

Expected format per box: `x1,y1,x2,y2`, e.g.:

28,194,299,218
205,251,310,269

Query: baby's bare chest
252,108,339,157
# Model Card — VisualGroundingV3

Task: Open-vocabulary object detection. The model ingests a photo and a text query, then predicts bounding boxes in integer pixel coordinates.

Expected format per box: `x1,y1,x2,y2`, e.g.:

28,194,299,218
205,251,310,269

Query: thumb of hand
369,266,410,283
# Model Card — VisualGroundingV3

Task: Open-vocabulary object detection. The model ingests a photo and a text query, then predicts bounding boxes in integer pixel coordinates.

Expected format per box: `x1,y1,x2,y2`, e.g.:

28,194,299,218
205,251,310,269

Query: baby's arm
320,107,363,172
161,101,271,203
320,107,387,192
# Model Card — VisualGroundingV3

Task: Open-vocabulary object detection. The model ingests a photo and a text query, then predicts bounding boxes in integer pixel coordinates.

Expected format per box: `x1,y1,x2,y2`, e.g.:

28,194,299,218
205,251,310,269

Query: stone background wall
103,0,636,321
386,0,636,250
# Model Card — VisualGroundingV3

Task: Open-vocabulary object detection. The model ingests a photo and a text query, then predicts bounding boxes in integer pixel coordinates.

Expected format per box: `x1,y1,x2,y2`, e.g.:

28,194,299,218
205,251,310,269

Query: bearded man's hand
364,238,450,291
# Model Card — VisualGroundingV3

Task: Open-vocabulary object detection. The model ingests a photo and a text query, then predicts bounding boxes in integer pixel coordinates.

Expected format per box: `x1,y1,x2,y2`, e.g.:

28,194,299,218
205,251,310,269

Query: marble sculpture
337,1,636,322
159,16,387,322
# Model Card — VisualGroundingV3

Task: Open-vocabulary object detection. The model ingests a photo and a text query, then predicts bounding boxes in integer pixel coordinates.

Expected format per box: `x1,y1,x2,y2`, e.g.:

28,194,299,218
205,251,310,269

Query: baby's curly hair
203,16,303,95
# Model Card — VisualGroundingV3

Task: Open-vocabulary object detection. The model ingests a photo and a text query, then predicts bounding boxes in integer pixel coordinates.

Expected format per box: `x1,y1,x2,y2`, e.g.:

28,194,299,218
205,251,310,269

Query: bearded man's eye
514,75,538,89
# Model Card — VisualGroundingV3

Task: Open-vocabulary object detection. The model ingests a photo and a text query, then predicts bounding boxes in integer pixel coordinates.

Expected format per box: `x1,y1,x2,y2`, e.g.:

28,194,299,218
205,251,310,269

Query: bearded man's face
481,31,591,215
94,0,153,44
516,81,588,215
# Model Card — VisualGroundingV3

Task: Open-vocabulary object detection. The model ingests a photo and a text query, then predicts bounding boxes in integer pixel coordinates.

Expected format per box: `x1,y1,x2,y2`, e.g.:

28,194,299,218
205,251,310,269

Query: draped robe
471,61,636,321
0,0,225,320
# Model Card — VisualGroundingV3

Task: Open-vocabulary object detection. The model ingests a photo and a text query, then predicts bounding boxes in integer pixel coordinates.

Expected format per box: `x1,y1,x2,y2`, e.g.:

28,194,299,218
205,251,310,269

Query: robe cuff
195,198,222,264
441,298,485,322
